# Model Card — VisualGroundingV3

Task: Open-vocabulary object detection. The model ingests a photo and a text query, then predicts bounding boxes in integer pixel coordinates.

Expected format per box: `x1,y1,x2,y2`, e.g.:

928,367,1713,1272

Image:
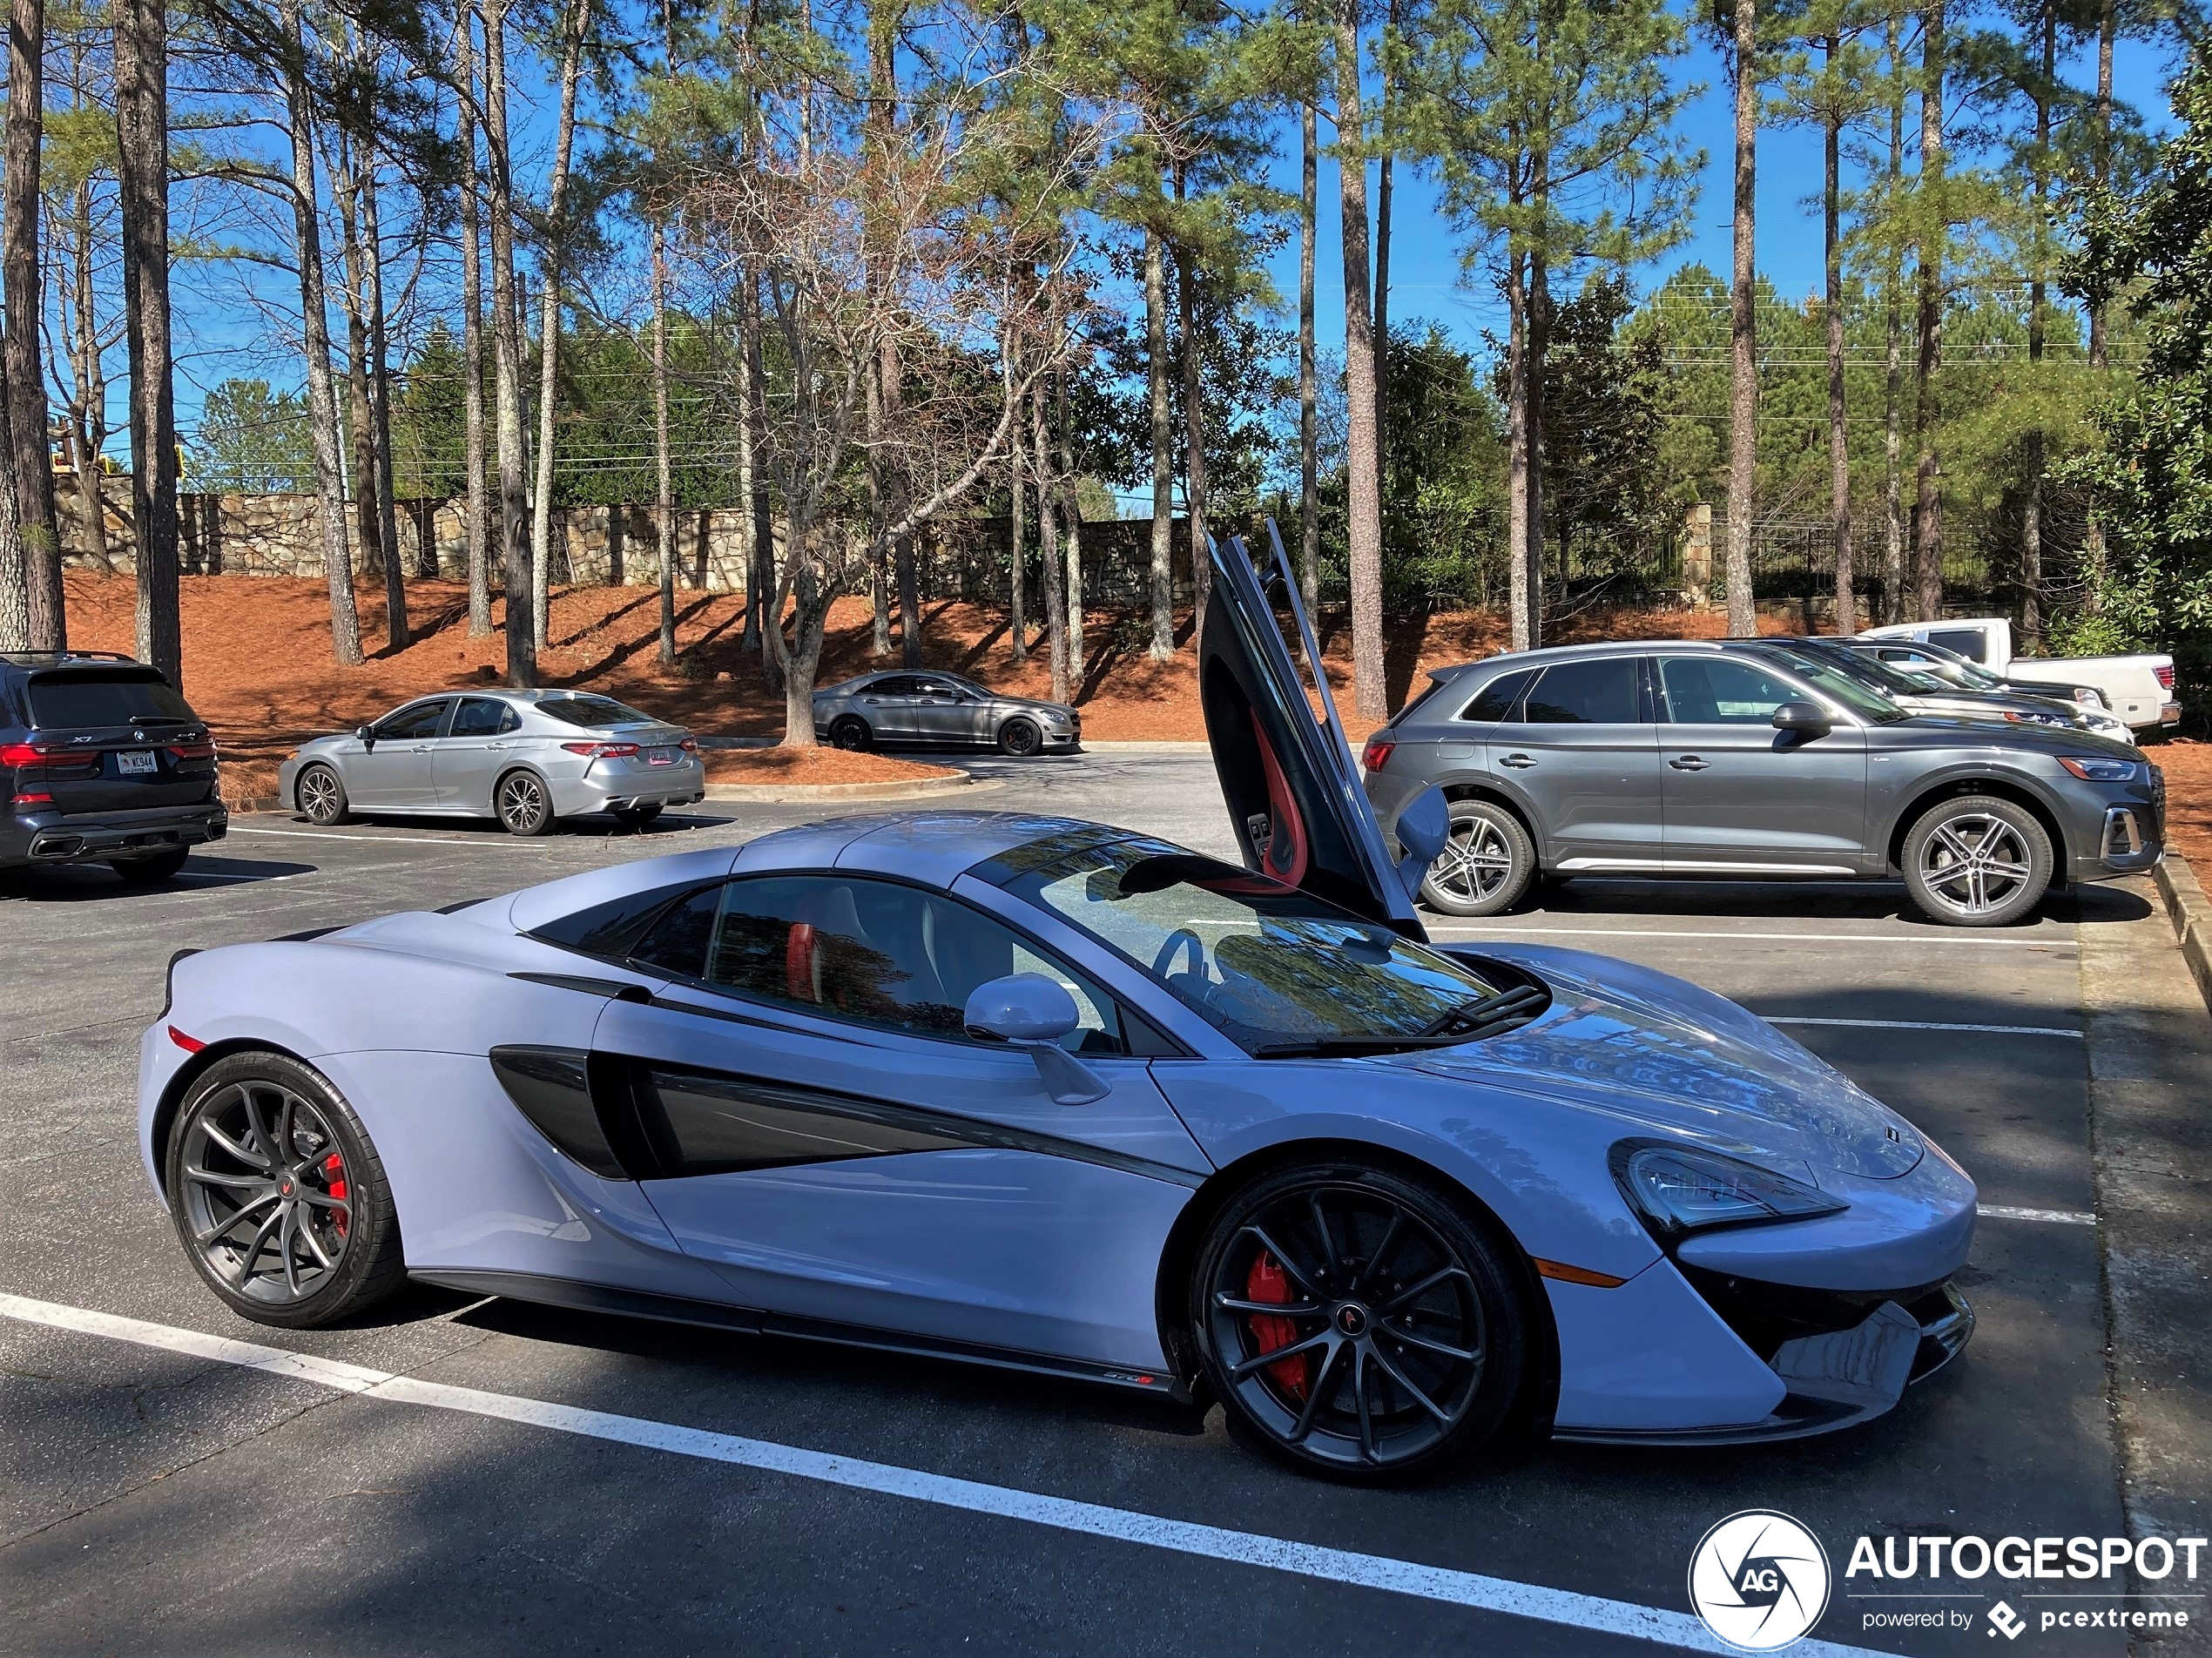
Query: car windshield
1912,643,2006,689
993,839,1525,1055
1791,644,1946,698
536,694,659,730
1744,650,1906,723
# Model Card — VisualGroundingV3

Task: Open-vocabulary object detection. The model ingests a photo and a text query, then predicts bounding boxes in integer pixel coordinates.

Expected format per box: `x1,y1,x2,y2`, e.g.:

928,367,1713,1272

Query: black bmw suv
2,651,227,880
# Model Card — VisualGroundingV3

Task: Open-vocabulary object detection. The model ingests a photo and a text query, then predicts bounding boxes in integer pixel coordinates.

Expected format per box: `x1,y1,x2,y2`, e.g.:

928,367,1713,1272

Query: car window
991,840,1514,1055
866,676,918,697
1656,658,1796,725
1458,667,1536,723
451,697,511,738
1522,657,1641,725
536,693,658,730
914,680,964,698
373,699,452,741
25,670,194,729
1926,628,1989,664
535,880,711,959
638,874,1133,1055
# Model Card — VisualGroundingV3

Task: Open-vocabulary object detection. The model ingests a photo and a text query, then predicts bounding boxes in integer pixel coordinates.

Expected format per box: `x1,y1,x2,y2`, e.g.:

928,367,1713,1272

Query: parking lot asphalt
2,746,2205,1656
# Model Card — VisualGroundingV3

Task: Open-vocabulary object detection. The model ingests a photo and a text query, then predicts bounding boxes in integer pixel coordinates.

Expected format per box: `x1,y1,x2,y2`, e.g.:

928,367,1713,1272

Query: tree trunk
482,0,535,684
1177,237,1211,644
1057,363,1082,684
334,135,384,634
1335,0,1385,719
1824,37,1852,637
746,276,779,691
1146,225,1174,659
1881,8,1905,625
2021,0,2053,652
531,0,590,651
1527,148,1548,650
364,159,407,645
1298,97,1319,614
2079,0,2114,604
65,175,111,574
114,0,182,680
1031,380,1068,704
1912,0,1945,623
651,219,676,667
7,0,60,649
0,348,25,650
1373,0,1396,492
280,0,361,668
1506,244,1533,652
456,10,492,635
1724,0,1759,639
1007,407,1026,661
867,356,892,656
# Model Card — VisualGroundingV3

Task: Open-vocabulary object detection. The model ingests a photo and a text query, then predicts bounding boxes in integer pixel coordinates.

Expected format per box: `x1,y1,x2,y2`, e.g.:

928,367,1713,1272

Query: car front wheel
496,770,556,836
999,717,1042,757
296,763,349,826
830,716,873,751
1189,1161,1531,1482
1420,799,1537,917
165,1051,405,1329
1902,794,2054,927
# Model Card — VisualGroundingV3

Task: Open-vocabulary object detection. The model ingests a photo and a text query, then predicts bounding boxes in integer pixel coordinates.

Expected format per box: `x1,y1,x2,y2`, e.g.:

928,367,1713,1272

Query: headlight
1609,1142,1846,1239
2057,755,2139,781
2001,710,2065,726
2074,687,2106,708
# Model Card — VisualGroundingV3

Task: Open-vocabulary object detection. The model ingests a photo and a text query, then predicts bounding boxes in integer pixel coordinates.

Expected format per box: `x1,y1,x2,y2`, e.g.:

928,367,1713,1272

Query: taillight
0,741,51,769
561,741,640,758
1361,736,1395,772
168,740,218,762
2155,664,2175,691
678,737,698,752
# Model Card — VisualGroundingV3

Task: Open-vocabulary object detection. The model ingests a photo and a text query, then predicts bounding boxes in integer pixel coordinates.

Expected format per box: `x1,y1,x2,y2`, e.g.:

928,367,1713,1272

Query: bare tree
1724,0,1759,639
455,10,492,634
530,0,593,651
1334,0,1385,719
1145,226,1173,659
480,0,534,684
8,0,61,648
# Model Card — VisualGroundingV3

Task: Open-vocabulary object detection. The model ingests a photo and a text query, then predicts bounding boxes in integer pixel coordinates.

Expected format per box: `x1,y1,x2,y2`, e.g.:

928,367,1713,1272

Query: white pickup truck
1858,617,2180,732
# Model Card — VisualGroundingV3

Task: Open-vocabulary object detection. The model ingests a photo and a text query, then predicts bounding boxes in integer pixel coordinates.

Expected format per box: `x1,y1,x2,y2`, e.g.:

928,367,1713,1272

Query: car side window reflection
1522,657,1640,725
374,700,450,740
451,698,509,738
1657,658,1794,725
640,874,1133,1054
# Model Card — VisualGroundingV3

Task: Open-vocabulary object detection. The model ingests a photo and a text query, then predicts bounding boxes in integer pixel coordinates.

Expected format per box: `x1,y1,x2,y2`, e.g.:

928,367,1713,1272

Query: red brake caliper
322,1153,349,1239
1245,1253,1310,1399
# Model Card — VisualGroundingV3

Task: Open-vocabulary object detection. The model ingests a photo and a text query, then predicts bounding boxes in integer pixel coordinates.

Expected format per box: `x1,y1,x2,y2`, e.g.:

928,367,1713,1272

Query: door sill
1554,857,1863,877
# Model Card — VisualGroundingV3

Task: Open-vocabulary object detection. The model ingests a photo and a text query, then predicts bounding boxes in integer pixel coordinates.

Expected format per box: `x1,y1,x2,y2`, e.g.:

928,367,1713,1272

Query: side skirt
409,1268,1194,1404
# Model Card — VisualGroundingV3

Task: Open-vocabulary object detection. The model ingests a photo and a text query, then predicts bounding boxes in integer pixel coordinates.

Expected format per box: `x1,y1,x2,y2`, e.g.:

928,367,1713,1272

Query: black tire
999,717,1042,758
112,846,192,883
1901,792,2054,927
829,716,873,752
613,804,664,829
495,769,556,836
296,763,350,826
1419,799,1537,918
1188,1159,1532,1483
164,1051,405,1329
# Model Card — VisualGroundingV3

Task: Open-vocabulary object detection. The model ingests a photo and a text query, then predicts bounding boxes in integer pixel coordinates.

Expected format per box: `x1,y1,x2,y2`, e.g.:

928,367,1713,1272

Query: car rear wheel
165,1052,405,1329
1902,794,2053,927
112,846,191,883
1189,1161,1530,1482
830,716,873,752
1420,800,1536,917
496,769,556,836
296,763,350,826
999,717,1042,758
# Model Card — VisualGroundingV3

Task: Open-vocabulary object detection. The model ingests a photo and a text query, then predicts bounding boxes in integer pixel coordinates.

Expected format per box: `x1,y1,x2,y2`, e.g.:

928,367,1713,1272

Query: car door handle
409,744,434,752
1669,755,1709,771
1497,752,1536,768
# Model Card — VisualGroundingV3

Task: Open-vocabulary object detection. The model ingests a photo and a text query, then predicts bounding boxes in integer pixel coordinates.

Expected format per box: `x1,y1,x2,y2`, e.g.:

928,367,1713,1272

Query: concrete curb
701,772,996,805
2154,851,2212,1016
225,795,284,814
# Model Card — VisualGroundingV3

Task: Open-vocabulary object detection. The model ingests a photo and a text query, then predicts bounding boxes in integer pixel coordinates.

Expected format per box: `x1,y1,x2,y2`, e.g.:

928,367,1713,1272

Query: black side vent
489,1047,628,1180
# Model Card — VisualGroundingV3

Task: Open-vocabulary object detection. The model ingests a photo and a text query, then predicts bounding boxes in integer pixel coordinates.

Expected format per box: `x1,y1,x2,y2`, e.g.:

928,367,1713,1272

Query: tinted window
866,676,919,697
373,700,451,740
537,694,658,729
1926,629,1989,663
1523,657,1640,724
27,671,194,729
689,875,1130,1054
451,697,511,738
1658,657,1796,724
914,679,966,698
533,880,710,960
1459,668,1536,723
630,885,723,976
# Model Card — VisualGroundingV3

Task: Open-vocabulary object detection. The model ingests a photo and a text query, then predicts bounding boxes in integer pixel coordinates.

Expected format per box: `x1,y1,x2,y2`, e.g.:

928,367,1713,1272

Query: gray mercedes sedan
813,671,1079,757
279,690,705,836
1359,639,2162,927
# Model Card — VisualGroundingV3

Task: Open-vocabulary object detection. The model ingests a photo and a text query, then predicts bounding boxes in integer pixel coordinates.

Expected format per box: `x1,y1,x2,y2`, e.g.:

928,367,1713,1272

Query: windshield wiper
1417,984,1547,1038
1251,985,1550,1058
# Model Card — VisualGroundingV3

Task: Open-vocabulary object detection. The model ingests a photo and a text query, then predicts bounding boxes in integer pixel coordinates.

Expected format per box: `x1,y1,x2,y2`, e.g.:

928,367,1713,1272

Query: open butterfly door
1197,522,1436,939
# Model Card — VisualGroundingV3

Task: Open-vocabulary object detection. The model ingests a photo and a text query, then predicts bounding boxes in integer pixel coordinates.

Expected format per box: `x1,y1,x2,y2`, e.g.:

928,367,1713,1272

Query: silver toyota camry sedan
278,690,705,835
813,671,1079,756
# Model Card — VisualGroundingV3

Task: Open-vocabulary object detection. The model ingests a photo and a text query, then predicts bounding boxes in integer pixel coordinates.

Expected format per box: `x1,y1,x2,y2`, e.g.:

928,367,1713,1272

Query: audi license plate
644,745,678,766
118,750,158,775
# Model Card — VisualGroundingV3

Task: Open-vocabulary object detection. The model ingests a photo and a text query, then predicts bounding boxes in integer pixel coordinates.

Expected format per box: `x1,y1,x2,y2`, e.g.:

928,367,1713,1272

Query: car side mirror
1392,785,1451,901
963,974,1109,1105
354,725,374,746
1772,701,1831,736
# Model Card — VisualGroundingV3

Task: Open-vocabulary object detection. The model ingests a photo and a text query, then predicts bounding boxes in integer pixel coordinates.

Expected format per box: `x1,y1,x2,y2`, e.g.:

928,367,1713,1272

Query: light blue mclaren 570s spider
139,529,1977,1480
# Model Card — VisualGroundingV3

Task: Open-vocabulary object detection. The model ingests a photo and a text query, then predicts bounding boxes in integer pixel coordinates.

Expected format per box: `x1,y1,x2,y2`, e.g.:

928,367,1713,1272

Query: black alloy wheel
113,846,192,883
165,1052,404,1327
1190,1163,1529,1480
999,717,1042,758
831,716,873,752
297,763,350,826
496,770,555,836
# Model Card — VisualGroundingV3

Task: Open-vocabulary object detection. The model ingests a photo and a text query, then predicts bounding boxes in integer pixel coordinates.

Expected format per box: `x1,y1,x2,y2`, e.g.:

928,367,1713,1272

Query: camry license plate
118,750,158,775
644,745,678,766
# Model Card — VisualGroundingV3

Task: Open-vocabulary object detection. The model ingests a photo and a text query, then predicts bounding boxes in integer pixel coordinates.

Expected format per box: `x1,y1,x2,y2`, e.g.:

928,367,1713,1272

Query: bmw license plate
644,745,678,766
118,750,158,775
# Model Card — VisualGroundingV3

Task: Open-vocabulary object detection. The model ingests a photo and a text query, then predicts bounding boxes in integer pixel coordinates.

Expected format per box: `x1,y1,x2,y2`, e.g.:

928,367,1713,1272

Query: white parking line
227,826,529,849
1978,1204,2098,1226
0,1292,1895,1658
1433,925,2067,947
1763,1015,2084,1040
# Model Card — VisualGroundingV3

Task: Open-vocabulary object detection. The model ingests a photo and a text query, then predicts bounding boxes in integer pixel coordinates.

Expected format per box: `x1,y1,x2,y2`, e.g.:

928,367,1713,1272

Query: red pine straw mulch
2153,739,2212,871
701,748,958,787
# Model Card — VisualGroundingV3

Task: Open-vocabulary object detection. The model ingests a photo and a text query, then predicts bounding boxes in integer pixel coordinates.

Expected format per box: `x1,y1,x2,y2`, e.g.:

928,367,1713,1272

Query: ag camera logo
1689,1510,1833,1650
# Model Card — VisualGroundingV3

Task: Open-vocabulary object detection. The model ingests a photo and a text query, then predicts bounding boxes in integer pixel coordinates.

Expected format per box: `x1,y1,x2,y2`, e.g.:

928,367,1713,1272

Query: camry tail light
679,737,698,752
2155,664,2175,691
562,741,641,758
1361,736,1395,772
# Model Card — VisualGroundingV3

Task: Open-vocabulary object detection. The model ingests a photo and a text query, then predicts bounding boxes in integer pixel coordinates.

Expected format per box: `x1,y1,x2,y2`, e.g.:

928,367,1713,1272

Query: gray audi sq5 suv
1359,639,2162,927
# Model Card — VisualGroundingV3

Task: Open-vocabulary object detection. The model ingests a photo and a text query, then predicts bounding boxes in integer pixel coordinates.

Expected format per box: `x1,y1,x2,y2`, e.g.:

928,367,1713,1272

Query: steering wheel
1152,928,1206,981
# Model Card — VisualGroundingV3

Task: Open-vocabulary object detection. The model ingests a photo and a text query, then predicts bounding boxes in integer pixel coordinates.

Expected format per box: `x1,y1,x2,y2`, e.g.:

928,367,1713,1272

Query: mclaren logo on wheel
1689,1510,1833,1651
